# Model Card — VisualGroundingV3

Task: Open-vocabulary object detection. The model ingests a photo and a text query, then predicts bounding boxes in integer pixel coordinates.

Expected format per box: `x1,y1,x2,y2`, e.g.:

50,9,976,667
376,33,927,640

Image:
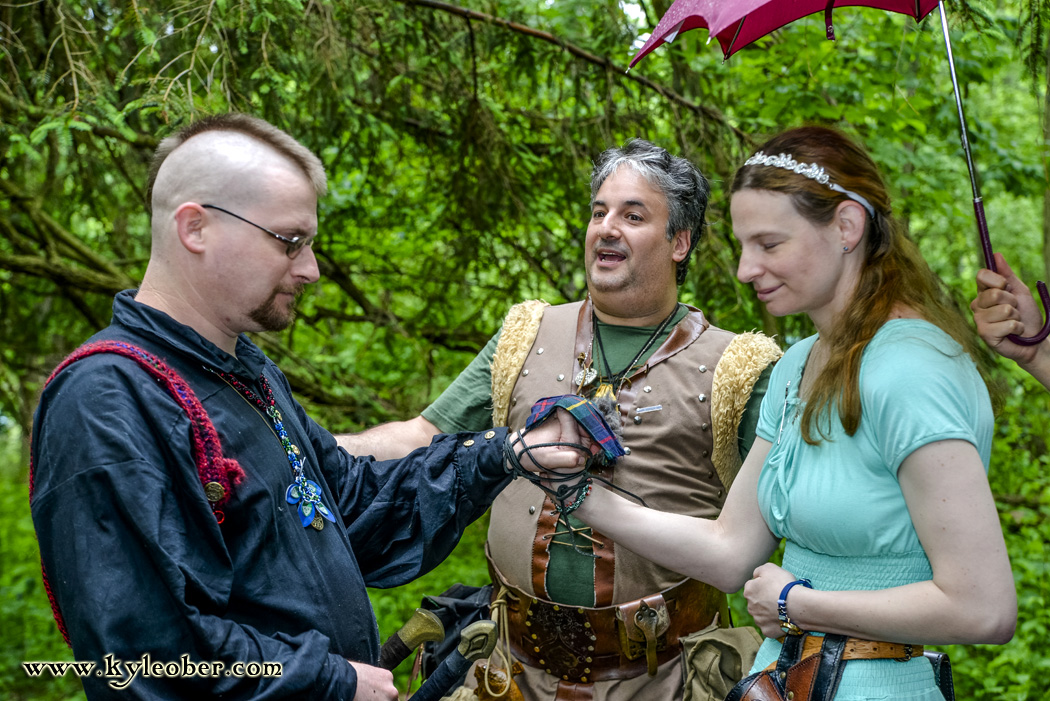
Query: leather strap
765,634,924,670
800,635,923,662
592,529,616,607
808,634,848,701
924,651,955,701
531,495,558,598
555,680,595,701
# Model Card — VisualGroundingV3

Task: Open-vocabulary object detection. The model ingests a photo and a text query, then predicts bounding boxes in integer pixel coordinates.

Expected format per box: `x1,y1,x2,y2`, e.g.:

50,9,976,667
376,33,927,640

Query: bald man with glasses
29,113,586,701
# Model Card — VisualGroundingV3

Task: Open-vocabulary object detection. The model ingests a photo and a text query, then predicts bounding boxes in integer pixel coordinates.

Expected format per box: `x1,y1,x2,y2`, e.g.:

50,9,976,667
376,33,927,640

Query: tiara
743,151,876,218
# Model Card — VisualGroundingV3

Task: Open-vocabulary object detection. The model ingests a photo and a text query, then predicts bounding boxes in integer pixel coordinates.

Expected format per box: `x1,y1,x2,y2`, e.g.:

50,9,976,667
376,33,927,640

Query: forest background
1,0,1048,698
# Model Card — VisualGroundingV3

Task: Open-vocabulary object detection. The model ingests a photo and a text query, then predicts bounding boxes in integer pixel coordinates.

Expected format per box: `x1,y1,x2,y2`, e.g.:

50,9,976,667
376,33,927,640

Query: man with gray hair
29,113,587,700
343,139,781,701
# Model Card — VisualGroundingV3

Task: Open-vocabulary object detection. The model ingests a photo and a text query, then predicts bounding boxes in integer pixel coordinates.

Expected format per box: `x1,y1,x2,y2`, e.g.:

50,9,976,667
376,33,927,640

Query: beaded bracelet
777,578,812,636
558,478,593,515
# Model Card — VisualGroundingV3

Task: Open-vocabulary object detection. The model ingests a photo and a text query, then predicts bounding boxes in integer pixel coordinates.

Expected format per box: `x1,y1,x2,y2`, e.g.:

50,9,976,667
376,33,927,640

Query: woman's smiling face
732,188,859,330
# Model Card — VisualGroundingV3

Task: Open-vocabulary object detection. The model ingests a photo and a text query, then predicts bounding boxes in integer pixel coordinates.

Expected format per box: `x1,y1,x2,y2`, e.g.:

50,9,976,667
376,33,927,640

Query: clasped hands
507,407,598,486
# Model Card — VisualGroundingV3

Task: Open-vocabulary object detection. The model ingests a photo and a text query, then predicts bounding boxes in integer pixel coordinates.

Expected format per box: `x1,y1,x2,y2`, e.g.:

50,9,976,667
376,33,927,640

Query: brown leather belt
491,567,725,684
765,633,924,670
807,635,923,661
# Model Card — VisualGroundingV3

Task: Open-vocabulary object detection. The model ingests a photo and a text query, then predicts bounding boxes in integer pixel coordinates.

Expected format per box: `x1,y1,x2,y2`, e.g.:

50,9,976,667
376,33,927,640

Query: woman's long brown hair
732,126,994,444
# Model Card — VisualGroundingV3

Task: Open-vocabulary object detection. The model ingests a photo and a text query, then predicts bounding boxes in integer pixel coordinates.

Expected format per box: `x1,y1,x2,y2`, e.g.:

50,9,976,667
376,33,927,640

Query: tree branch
250,332,400,415
0,90,160,149
0,178,137,286
306,305,488,353
316,253,410,336
396,0,752,145
0,251,130,294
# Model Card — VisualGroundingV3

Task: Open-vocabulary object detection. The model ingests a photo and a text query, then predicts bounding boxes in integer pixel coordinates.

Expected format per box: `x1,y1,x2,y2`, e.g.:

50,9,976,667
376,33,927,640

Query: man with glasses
29,113,586,700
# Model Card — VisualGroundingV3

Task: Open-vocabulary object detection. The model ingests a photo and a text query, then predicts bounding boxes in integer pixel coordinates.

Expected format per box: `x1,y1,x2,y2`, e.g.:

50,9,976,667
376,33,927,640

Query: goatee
249,285,304,331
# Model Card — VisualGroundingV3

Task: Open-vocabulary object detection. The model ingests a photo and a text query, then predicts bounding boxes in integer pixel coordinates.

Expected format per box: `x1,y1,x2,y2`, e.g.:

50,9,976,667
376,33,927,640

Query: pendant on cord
206,366,337,532
267,404,336,531
574,367,598,392
286,477,334,530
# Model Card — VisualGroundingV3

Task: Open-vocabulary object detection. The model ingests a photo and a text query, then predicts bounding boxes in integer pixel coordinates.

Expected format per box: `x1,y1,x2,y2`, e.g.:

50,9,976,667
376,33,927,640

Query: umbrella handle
976,200,1050,346
941,3,1050,346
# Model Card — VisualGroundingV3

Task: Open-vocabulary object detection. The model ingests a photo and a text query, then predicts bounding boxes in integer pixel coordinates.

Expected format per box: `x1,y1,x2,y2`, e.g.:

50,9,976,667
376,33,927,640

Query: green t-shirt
422,306,771,605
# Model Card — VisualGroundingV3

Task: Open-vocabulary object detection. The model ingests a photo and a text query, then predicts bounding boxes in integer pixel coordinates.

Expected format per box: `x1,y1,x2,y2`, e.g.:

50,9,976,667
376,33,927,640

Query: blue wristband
777,578,813,636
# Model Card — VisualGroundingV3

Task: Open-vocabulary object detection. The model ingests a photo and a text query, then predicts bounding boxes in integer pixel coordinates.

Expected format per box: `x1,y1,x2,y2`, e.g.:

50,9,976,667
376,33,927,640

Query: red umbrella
630,0,1050,345
630,0,938,63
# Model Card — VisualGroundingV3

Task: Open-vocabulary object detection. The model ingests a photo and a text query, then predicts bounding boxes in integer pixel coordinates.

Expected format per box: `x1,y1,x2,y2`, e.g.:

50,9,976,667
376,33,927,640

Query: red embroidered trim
28,340,246,647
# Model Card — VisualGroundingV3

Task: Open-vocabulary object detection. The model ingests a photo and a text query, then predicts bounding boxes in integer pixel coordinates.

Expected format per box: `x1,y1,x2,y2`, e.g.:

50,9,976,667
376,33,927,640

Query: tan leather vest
487,299,735,605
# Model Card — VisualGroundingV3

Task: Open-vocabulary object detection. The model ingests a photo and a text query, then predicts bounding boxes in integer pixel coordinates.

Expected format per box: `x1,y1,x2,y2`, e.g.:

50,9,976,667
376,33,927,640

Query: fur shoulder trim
491,300,549,427
711,332,783,490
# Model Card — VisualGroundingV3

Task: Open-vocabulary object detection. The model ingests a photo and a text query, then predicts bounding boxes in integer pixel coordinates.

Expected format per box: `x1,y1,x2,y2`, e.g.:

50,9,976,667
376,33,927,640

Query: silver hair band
743,152,876,218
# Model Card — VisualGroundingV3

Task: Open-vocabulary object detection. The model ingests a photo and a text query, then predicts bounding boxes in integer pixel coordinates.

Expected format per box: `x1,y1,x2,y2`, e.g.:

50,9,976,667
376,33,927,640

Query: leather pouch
615,593,671,676
724,634,848,701
924,651,955,701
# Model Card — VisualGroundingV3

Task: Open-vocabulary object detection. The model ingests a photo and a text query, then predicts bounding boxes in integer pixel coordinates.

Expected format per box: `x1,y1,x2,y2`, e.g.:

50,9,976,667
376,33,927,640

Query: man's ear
671,228,692,263
173,203,207,253
835,200,866,253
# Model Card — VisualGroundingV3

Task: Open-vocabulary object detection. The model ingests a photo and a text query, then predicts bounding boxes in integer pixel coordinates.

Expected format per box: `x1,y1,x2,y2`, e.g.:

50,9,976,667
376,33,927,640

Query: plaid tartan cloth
524,395,625,461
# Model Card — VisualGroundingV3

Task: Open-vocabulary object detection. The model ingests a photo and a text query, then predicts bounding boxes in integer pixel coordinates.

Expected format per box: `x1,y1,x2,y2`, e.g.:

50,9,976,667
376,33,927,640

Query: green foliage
941,362,1050,699
0,476,84,700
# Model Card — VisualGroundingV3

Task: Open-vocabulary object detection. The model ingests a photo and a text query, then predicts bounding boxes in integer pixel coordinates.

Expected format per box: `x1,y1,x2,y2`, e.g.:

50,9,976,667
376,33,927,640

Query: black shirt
31,290,510,699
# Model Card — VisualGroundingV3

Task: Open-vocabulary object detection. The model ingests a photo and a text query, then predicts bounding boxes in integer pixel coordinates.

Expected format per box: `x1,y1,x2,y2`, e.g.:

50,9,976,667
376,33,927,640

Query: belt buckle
615,594,670,676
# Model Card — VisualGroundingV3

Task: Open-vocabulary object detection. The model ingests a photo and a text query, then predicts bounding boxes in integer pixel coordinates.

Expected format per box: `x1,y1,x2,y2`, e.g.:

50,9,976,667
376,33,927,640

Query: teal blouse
749,320,993,699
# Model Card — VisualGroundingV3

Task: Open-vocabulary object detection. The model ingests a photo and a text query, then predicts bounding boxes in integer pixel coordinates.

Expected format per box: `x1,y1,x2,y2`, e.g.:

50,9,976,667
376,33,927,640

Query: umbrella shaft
973,198,996,270
938,2,981,202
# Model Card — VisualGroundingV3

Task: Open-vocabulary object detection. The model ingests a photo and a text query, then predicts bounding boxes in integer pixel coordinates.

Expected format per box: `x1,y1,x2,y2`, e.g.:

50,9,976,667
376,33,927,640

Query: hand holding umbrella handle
938,1,1050,347
974,199,1050,346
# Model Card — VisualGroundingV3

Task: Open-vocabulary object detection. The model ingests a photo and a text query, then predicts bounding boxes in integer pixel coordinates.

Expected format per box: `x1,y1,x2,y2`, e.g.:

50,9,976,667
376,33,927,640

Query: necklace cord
592,304,679,390
204,366,335,529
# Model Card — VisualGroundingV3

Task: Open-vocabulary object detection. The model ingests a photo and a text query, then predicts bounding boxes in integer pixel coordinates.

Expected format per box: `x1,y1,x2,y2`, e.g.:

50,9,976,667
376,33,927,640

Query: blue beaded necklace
208,368,336,531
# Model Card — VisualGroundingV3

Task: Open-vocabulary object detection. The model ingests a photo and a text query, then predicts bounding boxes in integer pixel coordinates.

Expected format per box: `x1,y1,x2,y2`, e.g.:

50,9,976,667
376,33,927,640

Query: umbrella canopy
628,0,1050,345
630,0,940,67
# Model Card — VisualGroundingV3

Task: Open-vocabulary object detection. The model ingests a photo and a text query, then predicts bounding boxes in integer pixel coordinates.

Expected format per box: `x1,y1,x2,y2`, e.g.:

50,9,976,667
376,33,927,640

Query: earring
843,246,850,252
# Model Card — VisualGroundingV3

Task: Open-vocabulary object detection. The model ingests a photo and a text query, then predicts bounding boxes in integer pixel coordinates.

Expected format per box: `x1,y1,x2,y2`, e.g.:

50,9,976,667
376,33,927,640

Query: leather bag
724,634,848,701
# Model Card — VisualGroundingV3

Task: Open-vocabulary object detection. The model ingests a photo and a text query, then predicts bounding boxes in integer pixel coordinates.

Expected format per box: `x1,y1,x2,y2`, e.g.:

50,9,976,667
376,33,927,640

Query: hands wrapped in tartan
504,395,645,556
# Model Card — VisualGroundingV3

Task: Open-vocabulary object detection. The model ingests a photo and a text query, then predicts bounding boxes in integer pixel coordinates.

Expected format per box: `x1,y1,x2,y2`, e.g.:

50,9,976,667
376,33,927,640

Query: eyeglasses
201,204,314,258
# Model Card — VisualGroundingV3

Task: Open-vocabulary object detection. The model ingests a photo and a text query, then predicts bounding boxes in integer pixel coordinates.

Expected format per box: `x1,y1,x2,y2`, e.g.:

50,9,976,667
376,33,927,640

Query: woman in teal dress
534,126,1015,699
